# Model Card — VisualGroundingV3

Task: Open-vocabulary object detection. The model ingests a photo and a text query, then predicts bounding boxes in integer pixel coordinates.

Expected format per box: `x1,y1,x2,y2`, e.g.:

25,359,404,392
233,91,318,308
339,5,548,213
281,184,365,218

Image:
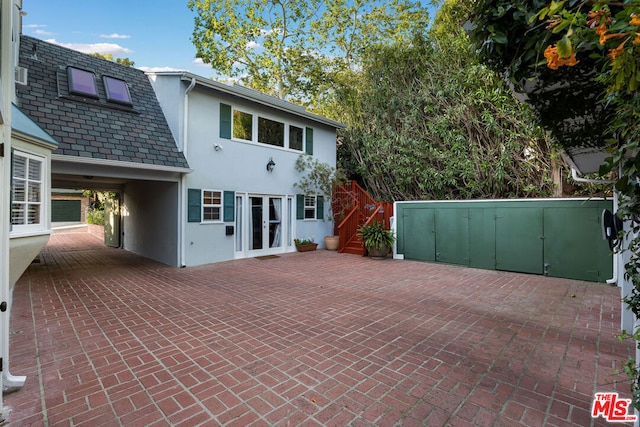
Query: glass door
248,195,284,255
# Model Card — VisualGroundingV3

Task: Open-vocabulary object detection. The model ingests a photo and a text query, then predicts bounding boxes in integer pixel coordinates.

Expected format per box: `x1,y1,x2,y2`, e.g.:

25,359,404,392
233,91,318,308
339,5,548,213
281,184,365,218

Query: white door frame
236,193,294,258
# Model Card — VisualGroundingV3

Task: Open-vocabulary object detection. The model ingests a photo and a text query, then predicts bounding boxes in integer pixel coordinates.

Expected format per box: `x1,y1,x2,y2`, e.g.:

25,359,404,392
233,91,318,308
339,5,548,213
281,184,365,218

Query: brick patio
3,231,633,426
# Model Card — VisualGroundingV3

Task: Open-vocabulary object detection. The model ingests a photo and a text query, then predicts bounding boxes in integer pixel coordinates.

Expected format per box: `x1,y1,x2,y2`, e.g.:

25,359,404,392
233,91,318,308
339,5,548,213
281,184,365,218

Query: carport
51,156,189,266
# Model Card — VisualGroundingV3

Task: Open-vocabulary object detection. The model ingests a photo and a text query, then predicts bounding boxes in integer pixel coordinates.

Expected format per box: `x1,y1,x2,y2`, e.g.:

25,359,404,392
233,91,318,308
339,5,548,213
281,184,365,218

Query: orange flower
608,40,628,59
595,24,607,36
630,14,640,26
544,44,579,70
564,52,580,67
634,33,640,45
600,32,624,46
544,45,561,70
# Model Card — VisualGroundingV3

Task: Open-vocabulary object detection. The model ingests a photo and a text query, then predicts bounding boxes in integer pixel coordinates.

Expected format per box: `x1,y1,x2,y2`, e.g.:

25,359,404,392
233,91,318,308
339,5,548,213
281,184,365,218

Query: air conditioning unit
15,66,28,86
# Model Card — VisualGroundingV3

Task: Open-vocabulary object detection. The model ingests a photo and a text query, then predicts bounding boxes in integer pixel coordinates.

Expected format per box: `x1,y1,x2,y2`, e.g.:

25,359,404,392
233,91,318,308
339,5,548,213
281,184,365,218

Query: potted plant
358,221,395,259
294,154,346,250
294,238,318,252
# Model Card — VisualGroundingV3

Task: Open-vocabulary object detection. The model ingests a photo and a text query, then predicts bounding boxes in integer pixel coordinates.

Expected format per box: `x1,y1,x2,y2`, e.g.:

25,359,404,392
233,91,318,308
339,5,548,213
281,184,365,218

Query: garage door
51,200,81,222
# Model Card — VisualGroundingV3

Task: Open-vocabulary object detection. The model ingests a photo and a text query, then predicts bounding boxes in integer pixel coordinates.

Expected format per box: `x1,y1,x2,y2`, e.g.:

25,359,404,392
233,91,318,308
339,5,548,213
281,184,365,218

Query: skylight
67,67,98,98
103,76,132,106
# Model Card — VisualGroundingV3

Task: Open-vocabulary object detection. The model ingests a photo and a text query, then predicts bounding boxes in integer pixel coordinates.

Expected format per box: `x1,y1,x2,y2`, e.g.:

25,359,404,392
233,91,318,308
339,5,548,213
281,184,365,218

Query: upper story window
103,76,132,106
221,103,314,154
233,109,253,141
289,125,303,151
258,117,284,148
11,151,45,232
67,67,99,98
202,190,222,222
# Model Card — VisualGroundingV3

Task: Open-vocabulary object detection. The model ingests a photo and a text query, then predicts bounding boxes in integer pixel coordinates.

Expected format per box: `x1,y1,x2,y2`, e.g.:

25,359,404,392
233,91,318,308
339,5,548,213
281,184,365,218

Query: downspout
571,166,615,185
179,77,196,267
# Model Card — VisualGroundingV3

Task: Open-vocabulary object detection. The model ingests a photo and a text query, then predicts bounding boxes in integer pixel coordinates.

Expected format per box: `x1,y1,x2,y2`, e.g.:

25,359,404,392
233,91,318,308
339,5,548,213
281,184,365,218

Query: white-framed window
304,196,316,220
258,116,285,147
232,109,253,141
225,104,310,152
11,151,45,232
289,125,303,151
202,190,222,222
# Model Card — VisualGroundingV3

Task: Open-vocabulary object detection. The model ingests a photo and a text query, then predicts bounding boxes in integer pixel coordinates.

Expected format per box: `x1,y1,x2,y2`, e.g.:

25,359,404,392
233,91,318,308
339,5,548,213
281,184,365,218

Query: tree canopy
188,0,431,104
335,1,556,201
89,52,135,67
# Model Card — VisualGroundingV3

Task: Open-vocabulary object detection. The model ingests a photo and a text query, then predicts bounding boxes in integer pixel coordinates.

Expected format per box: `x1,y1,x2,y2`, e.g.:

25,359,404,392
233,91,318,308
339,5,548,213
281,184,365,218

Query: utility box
395,199,613,282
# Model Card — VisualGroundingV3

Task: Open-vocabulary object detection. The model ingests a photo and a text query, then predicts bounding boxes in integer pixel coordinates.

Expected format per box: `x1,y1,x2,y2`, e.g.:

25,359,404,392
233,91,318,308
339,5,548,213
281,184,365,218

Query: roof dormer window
103,76,132,106
67,67,98,98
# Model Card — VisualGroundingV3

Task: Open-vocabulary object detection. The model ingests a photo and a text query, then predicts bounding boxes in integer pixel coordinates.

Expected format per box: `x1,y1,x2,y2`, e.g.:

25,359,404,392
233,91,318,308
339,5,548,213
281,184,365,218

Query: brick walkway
3,231,633,426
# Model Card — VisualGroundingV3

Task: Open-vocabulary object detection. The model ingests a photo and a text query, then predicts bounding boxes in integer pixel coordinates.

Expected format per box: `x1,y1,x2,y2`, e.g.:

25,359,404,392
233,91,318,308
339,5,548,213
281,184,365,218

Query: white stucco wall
150,75,339,266
122,180,180,266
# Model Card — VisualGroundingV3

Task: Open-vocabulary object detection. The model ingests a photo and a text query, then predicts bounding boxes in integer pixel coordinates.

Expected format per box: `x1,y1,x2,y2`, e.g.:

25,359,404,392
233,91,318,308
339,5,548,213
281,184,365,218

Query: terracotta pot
324,236,339,251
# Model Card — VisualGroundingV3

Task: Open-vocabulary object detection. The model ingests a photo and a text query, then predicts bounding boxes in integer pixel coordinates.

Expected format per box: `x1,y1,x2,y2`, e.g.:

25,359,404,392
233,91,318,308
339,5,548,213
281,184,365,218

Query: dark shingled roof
16,36,189,170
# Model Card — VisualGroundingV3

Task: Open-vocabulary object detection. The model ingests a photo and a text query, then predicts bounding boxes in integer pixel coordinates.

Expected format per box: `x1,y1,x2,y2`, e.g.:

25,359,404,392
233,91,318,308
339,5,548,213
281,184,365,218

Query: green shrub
358,221,395,251
86,209,104,226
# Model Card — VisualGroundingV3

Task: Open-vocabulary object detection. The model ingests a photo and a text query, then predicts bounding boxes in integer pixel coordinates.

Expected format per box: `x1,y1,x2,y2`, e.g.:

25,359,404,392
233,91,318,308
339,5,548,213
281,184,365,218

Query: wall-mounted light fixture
266,157,276,172
214,143,223,151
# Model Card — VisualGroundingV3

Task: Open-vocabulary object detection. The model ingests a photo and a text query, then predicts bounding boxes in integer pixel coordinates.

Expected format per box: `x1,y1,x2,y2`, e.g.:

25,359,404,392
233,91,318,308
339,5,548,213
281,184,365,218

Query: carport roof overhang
52,154,193,190
562,146,610,177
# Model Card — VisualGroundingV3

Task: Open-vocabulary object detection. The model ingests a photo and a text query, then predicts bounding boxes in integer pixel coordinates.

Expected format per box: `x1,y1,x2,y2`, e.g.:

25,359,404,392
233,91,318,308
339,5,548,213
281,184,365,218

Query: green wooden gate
396,199,613,282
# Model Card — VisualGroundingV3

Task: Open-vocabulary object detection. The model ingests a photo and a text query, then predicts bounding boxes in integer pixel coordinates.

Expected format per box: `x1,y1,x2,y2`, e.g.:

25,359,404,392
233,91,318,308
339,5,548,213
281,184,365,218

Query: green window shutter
220,103,232,139
296,194,305,220
187,188,201,222
223,190,235,222
305,127,314,155
316,196,324,220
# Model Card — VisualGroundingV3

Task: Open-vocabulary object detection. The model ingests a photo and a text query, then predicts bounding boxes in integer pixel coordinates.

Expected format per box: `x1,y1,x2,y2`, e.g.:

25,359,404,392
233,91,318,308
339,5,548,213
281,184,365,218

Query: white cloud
138,66,186,72
193,58,208,66
100,33,131,39
24,24,46,29
246,41,261,50
45,39,132,56
34,29,54,36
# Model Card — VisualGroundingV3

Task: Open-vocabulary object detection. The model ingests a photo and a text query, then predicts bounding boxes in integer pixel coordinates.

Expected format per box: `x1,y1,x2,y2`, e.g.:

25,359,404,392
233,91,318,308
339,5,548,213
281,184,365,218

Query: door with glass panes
248,195,284,255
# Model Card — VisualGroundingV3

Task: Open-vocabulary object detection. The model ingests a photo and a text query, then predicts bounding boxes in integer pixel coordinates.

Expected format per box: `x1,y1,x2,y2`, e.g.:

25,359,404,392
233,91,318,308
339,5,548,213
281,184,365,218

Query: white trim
146,71,346,129
201,189,223,223
51,153,193,174
10,150,46,235
394,197,610,206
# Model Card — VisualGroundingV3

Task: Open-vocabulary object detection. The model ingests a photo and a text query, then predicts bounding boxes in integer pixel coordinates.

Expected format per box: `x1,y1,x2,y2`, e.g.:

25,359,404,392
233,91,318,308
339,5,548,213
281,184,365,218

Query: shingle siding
17,36,189,170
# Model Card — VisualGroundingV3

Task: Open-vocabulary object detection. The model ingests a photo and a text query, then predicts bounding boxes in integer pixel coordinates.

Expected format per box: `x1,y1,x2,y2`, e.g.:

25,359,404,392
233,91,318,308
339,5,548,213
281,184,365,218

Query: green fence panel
435,208,469,266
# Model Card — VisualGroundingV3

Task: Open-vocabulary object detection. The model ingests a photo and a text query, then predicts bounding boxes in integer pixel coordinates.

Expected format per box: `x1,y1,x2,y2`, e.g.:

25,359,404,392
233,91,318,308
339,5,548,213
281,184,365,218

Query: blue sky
22,0,210,74
22,1,439,78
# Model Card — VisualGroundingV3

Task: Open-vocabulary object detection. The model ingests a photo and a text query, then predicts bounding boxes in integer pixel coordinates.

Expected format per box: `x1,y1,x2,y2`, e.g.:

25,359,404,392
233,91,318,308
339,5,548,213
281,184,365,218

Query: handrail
334,181,394,253
337,203,358,230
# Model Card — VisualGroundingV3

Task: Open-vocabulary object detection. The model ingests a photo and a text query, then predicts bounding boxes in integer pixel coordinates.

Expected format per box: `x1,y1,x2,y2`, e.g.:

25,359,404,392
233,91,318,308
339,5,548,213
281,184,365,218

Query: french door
248,195,283,255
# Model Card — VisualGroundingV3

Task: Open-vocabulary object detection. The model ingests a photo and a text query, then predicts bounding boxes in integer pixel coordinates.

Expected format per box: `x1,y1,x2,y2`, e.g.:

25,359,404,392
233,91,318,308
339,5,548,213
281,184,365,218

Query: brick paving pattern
4,231,633,426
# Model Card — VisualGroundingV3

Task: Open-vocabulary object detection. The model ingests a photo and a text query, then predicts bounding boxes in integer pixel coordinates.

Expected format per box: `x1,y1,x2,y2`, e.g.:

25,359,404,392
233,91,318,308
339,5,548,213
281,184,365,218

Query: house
147,72,345,265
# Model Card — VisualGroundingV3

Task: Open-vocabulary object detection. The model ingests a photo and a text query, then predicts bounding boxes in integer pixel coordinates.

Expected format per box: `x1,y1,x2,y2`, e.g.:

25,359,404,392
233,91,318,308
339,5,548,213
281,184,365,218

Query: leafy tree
334,1,556,201
89,52,135,67
187,0,431,104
